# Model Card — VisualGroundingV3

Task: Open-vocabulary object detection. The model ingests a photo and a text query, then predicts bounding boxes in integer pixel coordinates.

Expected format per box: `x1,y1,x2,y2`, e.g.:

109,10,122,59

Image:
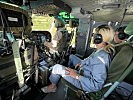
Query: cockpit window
32,14,56,37
32,14,54,31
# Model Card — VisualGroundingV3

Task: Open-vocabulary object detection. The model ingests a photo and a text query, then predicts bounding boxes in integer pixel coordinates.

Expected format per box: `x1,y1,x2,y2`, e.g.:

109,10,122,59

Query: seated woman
41,25,115,93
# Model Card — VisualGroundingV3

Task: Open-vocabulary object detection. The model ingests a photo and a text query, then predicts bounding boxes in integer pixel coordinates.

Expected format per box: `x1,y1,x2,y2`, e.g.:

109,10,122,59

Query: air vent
125,11,133,15
98,0,119,4
102,4,120,9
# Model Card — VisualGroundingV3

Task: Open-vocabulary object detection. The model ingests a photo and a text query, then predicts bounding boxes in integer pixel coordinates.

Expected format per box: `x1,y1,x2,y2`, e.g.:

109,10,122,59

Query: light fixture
115,22,119,26
102,4,120,9
98,0,119,4
108,21,112,26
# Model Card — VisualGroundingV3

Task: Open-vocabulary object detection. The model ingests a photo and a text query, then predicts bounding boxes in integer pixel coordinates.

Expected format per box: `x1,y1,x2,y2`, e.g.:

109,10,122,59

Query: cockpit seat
61,42,133,100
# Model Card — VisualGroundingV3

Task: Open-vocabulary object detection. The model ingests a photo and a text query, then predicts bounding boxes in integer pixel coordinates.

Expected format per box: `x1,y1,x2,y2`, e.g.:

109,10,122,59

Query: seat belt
12,40,24,88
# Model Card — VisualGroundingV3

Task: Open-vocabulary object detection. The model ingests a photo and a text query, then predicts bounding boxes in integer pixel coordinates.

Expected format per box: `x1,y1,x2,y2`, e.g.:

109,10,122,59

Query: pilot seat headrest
124,22,133,35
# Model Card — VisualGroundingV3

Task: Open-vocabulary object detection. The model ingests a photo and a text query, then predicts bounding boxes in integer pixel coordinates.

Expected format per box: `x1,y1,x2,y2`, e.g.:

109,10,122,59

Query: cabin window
90,28,96,48
32,14,56,38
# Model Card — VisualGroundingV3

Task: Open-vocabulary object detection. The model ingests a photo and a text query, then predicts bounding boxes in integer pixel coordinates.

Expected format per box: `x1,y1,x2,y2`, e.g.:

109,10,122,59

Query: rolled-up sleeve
79,56,107,92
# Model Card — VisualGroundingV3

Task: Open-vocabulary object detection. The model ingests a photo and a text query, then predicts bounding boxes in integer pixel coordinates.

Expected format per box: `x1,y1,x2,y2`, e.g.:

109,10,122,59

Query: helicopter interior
0,0,133,100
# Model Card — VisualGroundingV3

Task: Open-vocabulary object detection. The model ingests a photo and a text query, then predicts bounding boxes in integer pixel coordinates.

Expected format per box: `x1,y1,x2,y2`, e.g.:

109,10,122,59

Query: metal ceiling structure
62,0,133,22
1,0,133,22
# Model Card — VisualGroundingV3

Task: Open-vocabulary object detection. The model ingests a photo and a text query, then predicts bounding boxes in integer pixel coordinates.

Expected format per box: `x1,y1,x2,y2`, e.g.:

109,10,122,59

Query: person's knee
52,64,65,74
53,64,62,69
69,54,75,60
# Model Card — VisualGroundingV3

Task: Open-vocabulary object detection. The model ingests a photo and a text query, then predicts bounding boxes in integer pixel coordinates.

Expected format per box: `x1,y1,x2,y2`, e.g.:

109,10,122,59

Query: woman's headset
93,33,103,44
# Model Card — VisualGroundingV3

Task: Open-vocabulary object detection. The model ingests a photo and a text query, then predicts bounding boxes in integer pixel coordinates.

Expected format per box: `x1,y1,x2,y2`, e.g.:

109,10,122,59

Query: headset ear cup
94,34,103,44
118,32,126,40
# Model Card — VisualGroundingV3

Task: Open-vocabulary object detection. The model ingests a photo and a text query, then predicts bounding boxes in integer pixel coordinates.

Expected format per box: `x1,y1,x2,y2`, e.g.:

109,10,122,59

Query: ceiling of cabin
62,0,133,22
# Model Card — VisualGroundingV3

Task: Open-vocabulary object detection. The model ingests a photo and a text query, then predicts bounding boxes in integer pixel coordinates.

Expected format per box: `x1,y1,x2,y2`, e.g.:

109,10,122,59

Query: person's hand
65,68,78,79
44,42,57,51
44,42,50,47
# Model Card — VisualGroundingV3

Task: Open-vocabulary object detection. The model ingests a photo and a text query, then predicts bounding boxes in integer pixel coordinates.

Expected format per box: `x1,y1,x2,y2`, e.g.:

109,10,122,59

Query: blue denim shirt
78,49,111,92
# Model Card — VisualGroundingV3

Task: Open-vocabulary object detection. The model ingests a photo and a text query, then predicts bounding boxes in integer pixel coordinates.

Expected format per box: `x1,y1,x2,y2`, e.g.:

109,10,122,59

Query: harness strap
12,40,24,88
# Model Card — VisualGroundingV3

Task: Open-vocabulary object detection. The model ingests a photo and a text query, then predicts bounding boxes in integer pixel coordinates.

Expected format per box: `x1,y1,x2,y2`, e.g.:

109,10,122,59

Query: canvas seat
61,42,133,100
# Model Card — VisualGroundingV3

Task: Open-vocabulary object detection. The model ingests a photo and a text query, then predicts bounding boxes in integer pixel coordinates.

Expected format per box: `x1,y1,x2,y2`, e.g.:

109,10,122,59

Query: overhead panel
31,0,71,15
0,2,32,34
97,0,120,4
63,0,133,22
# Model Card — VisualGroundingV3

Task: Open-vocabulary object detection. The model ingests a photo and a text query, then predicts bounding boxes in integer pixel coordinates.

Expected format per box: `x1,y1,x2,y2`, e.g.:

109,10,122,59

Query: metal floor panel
43,81,66,100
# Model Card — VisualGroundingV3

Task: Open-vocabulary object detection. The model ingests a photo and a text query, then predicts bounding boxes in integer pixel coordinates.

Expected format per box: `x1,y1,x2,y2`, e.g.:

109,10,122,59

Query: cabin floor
19,81,133,100
20,80,66,100
21,81,133,100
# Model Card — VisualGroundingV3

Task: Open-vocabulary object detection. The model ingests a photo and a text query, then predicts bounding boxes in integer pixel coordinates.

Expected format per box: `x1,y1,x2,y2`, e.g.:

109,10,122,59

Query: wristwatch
76,75,80,80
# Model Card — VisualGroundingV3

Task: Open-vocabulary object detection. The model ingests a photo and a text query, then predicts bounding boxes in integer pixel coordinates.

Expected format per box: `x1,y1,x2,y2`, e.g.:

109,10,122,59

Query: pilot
44,17,67,54
41,25,115,93
112,26,129,44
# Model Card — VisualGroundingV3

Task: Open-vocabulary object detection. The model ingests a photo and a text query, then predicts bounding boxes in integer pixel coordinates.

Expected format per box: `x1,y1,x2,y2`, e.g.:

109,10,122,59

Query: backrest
105,42,133,84
122,35,133,84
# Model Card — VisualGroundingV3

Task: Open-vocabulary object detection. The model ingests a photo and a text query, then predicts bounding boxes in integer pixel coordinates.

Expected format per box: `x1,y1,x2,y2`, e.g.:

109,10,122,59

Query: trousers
49,64,82,89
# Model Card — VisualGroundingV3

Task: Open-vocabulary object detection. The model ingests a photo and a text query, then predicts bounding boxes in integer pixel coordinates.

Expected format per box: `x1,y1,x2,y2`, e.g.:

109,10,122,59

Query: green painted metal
59,12,74,19
125,22,133,35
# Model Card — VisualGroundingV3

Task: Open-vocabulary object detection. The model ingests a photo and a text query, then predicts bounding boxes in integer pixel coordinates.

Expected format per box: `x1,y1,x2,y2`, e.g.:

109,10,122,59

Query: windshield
32,14,54,31
32,14,56,37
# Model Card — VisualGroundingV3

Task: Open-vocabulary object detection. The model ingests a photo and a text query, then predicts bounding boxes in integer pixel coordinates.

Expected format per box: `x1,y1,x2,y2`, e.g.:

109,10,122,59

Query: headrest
124,22,133,35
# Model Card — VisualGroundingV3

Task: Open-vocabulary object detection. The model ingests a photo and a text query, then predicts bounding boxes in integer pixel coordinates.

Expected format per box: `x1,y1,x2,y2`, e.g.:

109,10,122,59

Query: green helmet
124,22,133,35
